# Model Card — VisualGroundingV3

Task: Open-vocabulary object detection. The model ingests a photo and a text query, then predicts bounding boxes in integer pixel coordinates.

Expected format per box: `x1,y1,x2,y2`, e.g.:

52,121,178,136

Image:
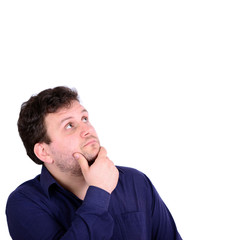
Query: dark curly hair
18,86,79,164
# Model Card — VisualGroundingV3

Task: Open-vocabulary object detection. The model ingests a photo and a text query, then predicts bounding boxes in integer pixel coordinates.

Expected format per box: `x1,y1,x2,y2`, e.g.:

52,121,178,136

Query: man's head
18,86,100,175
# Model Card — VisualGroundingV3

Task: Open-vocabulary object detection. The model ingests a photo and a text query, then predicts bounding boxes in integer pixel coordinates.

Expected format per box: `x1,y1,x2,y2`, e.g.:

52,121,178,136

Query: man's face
44,100,100,176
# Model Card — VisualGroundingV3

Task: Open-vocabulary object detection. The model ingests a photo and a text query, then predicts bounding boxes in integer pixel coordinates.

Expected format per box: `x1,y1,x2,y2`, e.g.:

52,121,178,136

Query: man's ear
34,143,54,164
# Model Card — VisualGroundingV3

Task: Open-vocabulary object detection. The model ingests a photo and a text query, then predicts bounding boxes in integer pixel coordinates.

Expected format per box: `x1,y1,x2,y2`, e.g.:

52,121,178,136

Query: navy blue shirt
6,166,182,239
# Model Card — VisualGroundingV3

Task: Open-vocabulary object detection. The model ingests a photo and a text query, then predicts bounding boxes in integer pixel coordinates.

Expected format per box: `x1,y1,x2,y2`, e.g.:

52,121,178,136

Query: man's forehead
46,101,87,120
56,101,86,115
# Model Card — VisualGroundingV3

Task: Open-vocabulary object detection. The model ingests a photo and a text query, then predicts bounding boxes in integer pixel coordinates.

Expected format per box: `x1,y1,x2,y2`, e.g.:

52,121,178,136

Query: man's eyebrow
60,109,88,124
60,116,73,124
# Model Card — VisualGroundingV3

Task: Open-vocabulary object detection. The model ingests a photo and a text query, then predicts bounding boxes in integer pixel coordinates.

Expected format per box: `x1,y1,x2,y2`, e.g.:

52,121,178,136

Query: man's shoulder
117,166,146,177
7,175,42,203
116,166,151,186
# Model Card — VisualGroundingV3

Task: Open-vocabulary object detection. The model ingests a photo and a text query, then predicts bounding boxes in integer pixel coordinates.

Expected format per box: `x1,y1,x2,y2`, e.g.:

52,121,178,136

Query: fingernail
73,153,79,160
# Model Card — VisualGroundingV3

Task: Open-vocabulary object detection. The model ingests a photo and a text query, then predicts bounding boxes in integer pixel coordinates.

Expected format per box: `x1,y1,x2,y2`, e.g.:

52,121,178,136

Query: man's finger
96,146,107,160
73,152,89,172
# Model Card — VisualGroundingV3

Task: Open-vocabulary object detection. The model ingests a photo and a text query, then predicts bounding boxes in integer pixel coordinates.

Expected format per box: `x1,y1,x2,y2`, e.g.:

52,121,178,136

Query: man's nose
80,124,91,138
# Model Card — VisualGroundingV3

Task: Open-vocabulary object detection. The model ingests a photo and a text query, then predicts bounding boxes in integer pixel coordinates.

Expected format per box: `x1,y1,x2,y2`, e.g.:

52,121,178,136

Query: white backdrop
1,1,244,239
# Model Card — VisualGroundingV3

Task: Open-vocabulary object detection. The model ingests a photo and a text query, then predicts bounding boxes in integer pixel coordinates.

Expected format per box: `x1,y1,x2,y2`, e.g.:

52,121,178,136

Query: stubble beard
54,144,100,177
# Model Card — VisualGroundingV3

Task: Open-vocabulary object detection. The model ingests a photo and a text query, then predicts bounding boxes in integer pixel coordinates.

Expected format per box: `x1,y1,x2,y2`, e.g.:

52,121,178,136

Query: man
6,86,182,239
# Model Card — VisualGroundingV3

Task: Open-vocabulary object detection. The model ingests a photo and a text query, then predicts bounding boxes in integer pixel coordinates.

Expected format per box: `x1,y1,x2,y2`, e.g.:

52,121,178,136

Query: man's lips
83,139,98,147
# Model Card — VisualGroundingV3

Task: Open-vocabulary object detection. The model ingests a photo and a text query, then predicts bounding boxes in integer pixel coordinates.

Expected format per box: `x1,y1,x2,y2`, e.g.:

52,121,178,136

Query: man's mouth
83,138,98,148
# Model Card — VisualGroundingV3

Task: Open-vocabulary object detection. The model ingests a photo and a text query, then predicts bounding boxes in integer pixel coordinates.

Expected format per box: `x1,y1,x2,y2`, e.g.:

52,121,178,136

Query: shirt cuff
83,186,111,210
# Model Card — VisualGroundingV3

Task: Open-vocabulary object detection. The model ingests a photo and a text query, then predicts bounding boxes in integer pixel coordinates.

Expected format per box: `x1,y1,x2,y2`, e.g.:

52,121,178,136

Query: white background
0,1,243,239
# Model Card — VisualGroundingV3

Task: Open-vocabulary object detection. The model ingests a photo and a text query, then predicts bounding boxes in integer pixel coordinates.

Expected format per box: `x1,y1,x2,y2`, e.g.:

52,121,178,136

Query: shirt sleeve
6,186,114,240
146,176,183,240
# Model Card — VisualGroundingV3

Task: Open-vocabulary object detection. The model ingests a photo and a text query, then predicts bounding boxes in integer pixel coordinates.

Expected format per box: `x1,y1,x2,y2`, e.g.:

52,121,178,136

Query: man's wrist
82,186,111,210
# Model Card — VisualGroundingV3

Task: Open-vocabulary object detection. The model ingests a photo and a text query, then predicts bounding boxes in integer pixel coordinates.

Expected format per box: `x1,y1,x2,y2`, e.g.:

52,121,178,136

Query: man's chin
81,144,100,164
82,149,99,166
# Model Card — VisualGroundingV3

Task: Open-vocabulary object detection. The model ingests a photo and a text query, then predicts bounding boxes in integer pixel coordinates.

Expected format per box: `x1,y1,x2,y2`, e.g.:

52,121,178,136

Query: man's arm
6,186,114,239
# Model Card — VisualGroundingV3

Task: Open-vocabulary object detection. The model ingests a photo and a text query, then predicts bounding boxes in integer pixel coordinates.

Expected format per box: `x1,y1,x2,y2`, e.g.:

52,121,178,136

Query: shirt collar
40,165,57,198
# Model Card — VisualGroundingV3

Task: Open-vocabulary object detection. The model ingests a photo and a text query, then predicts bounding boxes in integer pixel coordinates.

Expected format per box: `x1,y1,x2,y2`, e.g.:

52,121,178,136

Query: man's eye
66,123,73,129
82,117,88,123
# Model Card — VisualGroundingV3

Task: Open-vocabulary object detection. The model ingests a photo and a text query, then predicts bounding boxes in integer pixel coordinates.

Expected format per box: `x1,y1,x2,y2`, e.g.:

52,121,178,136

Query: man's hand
73,147,119,194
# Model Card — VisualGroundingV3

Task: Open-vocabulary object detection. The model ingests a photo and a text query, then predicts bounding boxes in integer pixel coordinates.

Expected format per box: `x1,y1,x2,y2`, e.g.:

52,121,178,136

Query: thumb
73,152,89,172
